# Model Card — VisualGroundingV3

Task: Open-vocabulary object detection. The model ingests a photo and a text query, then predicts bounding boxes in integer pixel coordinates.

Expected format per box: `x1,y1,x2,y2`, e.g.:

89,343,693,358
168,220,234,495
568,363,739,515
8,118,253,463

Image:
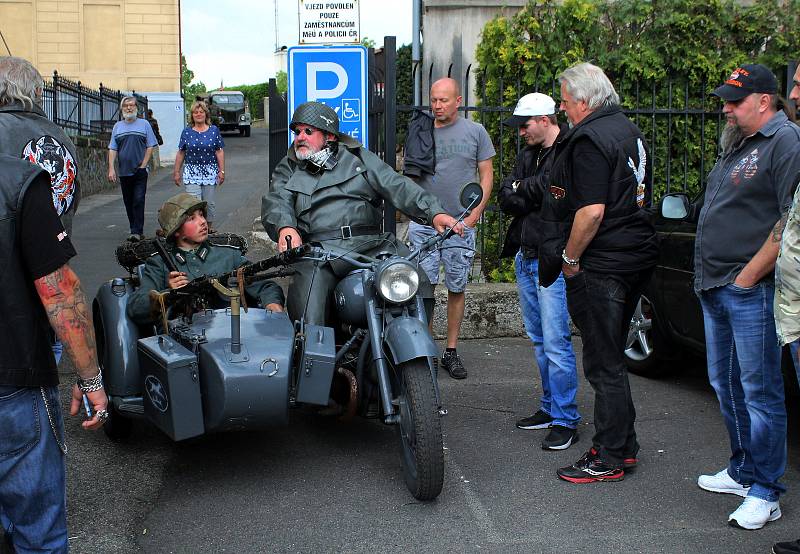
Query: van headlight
376,260,419,303
240,114,246,121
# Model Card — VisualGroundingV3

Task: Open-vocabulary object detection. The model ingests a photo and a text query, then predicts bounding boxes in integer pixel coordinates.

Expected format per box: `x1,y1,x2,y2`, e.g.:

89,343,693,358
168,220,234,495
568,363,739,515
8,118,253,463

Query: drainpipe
412,0,422,105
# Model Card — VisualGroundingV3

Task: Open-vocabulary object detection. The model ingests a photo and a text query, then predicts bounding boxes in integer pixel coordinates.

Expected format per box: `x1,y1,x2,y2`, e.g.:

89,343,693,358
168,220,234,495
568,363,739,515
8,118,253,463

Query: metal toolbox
137,335,204,441
296,324,336,405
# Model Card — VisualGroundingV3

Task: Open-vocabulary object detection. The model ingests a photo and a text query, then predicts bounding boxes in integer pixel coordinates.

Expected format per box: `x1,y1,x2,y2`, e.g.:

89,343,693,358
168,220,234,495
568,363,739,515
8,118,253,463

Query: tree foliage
475,0,800,281
181,55,207,115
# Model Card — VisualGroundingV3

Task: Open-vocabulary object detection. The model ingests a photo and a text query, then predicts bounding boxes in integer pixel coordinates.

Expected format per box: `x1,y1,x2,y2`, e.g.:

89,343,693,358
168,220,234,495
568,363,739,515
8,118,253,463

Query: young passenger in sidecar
93,193,292,441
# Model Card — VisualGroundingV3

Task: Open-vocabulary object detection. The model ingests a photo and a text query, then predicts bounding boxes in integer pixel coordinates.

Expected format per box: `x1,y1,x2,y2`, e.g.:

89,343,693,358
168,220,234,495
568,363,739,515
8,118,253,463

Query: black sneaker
772,539,800,554
542,425,578,450
557,448,624,483
127,234,140,242
516,409,553,430
623,455,639,470
441,350,467,379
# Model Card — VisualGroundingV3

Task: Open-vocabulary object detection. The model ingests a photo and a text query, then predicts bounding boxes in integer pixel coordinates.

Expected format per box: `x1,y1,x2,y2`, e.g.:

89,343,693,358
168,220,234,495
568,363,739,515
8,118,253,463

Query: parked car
624,193,799,394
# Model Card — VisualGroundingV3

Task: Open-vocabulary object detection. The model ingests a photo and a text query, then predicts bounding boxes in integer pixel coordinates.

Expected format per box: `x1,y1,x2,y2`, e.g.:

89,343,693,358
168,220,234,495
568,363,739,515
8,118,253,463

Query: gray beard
295,144,319,160
123,113,137,122
720,123,745,156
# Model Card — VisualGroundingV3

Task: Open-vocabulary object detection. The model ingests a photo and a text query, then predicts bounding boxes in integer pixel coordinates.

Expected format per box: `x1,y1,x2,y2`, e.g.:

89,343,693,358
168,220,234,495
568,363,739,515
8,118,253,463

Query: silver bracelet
77,369,104,393
561,249,580,266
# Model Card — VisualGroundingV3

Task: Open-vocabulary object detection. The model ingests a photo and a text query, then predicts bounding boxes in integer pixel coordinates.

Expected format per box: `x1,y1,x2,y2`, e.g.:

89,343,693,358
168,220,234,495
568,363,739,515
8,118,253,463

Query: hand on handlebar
278,228,303,252
432,213,464,237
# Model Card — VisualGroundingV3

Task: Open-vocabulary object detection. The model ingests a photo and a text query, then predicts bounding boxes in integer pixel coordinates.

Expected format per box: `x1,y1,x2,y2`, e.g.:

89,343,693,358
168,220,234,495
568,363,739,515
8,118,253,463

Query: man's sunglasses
294,127,319,136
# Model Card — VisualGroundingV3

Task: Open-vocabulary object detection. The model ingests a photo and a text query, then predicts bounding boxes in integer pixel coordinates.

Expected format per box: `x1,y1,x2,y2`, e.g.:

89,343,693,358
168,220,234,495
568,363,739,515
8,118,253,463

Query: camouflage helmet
158,192,207,239
289,101,359,147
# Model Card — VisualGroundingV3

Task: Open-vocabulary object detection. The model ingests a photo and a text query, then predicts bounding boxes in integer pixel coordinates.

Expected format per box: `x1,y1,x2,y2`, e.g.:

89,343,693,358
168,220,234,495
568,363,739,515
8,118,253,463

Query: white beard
123,112,137,122
295,144,319,160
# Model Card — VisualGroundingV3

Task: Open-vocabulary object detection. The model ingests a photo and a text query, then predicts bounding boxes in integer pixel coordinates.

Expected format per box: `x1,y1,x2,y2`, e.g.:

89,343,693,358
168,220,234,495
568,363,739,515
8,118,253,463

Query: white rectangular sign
298,0,360,44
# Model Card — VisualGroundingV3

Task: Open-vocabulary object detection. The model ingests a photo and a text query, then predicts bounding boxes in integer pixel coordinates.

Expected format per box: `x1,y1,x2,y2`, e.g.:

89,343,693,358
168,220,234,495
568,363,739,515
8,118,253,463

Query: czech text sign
288,45,369,148
298,0,360,44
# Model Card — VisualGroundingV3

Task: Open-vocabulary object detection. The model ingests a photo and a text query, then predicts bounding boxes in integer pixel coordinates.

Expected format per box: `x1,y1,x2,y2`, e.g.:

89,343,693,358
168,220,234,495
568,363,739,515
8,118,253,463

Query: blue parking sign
287,45,369,148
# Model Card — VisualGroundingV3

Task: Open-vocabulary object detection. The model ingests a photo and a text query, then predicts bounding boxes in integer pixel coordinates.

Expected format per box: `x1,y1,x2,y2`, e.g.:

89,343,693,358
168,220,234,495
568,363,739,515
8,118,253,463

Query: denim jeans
698,282,787,501
790,340,800,386
119,167,148,235
515,252,580,428
565,269,652,465
0,386,68,552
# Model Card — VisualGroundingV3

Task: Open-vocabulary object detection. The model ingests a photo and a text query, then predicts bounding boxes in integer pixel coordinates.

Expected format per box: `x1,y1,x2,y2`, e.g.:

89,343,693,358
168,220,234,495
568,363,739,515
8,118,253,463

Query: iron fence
40,71,148,137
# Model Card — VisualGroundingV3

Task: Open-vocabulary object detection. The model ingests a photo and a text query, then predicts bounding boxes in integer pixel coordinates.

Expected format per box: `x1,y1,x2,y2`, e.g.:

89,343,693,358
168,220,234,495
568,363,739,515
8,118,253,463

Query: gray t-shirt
694,111,800,292
418,116,495,216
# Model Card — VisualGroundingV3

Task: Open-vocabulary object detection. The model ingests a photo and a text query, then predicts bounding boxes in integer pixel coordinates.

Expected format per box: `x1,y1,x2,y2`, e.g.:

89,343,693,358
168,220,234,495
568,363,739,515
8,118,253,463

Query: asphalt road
19,128,799,553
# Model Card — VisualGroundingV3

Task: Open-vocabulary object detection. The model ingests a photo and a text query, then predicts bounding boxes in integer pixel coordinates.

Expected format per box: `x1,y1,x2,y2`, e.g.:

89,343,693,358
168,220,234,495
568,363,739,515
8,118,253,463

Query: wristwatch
77,369,104,393
561,249,580,266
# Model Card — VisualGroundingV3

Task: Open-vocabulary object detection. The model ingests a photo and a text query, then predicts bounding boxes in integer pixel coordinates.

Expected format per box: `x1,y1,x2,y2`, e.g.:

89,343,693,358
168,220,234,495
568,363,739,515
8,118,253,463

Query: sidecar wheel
397,359,444,501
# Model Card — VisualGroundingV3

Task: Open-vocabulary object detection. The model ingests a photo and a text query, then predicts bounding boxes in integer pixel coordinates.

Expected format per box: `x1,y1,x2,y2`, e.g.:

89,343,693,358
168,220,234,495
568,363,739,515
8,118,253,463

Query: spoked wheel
397,358,444,501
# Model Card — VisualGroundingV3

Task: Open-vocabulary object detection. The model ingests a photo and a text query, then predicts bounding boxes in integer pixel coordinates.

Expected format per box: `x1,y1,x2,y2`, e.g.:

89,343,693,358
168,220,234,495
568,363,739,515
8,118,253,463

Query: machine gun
149,243,309,330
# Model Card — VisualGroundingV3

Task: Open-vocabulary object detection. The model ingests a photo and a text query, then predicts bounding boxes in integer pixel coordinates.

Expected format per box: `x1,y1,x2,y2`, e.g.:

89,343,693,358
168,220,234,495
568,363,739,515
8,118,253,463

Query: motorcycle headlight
376,260,419,304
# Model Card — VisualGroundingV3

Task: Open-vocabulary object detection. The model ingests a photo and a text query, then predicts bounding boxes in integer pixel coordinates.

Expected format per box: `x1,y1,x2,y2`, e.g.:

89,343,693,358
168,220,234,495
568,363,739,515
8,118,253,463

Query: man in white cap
497,93,580,450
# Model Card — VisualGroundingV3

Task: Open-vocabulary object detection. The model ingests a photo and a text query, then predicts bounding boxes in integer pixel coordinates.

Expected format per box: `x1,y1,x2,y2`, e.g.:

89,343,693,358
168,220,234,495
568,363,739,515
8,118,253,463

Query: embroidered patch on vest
549,185,566,200
21,135,77,216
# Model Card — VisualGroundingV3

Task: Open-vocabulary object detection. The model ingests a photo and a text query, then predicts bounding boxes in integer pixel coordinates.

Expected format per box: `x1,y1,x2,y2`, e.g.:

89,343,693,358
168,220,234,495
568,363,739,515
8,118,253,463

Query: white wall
143,92,185,165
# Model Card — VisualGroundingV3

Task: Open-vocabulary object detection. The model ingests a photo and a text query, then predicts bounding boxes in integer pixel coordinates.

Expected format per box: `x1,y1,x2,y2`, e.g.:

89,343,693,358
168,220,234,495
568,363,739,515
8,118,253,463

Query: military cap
158,192,207,239
290,101,359,147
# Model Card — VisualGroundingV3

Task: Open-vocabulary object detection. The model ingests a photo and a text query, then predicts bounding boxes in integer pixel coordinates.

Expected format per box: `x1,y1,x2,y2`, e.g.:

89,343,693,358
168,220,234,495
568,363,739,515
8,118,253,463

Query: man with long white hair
538,62,658,484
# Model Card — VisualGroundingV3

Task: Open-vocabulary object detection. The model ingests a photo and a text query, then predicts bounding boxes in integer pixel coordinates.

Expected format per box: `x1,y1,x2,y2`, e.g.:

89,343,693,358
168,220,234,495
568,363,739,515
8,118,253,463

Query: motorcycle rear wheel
397,358,444,501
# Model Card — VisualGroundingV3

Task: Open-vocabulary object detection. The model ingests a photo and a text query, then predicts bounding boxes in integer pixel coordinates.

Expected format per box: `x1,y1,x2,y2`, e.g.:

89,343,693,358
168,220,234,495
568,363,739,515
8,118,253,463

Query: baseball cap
712,64,778,102
503,93,556,126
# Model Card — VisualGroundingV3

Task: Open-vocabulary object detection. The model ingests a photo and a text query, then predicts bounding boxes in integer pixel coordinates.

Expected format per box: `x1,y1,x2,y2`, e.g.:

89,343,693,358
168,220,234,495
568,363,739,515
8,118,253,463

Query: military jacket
775,183,800,346
261,143,446,251
126,242,285,324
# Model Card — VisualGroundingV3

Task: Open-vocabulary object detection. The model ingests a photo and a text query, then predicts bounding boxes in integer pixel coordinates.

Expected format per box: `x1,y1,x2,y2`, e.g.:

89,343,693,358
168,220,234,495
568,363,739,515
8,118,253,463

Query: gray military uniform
262,141,446,324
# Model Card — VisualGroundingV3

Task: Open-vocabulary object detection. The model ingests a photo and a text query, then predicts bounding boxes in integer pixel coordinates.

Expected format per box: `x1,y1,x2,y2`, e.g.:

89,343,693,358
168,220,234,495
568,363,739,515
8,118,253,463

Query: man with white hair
0,56,82,365
539,62,658,483
497,92,580,451
108,95,158,241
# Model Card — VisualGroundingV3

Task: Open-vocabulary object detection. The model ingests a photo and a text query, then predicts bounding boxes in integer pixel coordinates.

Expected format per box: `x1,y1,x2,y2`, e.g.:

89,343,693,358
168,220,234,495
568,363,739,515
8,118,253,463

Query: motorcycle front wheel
397,358,444,501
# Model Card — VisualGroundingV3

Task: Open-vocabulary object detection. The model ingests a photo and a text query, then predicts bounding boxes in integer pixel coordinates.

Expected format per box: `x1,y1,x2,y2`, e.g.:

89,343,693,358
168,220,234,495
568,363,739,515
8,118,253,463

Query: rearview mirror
459,182,483,211
660,193,690,220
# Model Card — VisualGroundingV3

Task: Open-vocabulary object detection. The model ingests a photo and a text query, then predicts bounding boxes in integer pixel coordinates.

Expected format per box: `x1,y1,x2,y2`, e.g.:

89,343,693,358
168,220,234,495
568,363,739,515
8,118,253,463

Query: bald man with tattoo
0,155,107,552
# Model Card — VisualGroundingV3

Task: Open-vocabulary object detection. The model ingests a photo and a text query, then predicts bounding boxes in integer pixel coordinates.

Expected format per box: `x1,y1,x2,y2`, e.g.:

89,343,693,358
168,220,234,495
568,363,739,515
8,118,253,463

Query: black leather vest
0,156,59,386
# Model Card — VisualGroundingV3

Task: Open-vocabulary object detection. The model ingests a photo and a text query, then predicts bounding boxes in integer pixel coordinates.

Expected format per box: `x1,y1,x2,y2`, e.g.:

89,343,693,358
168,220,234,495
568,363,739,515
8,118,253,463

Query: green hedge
475,0,800,281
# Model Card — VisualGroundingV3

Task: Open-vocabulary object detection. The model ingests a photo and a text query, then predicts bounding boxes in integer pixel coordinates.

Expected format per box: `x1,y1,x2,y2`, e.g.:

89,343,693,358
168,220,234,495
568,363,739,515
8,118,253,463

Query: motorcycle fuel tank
334,269,368,327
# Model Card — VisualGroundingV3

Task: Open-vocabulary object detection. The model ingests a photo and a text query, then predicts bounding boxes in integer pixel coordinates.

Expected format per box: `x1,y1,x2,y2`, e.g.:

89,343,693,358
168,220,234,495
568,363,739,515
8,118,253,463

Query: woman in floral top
173,101,225,230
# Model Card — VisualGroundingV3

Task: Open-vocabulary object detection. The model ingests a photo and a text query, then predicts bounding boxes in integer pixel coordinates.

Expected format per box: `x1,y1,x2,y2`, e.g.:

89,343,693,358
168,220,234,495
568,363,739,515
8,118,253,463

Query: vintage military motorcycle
93,184,482,501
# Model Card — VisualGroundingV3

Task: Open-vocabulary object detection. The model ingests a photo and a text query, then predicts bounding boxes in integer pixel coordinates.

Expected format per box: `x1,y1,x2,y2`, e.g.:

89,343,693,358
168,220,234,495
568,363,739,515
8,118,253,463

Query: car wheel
624,295,665,376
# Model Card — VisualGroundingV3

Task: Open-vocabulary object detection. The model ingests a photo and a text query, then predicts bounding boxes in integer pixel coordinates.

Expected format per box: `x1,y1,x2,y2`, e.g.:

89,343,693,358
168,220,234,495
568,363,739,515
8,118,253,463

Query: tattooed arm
35,263,108,430
734,211,788,288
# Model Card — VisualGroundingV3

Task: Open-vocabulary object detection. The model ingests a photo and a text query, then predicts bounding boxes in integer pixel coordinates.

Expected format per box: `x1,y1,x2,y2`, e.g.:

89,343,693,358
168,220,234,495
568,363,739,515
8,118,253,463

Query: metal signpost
287,45,369,148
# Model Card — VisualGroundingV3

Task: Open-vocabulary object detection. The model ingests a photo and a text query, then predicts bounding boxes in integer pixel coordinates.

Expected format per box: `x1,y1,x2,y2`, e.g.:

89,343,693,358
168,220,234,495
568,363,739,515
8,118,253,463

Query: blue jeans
791,340,800,386
119,167,148,235
0,386,68,553
698,282,787,501
515,252,580,428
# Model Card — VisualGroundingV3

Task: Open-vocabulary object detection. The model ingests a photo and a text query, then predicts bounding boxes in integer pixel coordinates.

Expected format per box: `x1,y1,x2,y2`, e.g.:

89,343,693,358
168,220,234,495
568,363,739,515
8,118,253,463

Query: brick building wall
0,0,179,93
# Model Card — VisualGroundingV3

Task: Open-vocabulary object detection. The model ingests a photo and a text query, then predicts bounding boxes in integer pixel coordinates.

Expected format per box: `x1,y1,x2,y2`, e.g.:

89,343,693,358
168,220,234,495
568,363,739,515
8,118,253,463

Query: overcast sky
181,0,413,87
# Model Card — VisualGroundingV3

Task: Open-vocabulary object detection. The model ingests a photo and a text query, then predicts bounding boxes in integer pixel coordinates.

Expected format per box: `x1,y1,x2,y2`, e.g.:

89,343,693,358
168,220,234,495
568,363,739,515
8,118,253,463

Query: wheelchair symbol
341,99,360,122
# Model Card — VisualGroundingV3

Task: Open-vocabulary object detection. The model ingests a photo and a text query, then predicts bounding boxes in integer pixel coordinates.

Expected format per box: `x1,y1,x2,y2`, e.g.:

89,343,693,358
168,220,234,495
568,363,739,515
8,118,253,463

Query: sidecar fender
384,316,438,365
93,279,141,396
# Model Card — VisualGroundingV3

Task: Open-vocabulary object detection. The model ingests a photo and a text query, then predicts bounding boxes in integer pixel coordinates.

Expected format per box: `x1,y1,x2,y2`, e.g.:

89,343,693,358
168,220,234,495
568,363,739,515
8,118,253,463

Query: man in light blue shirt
108,96,158,241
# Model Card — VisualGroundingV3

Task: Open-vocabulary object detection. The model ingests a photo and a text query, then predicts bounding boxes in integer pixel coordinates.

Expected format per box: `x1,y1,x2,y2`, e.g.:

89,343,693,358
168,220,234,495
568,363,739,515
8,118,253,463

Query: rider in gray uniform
262,101,462,325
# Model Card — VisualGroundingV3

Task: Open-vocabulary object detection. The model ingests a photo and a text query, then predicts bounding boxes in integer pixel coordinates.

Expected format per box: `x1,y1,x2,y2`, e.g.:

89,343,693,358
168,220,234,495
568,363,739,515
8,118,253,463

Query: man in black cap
694,63,800,530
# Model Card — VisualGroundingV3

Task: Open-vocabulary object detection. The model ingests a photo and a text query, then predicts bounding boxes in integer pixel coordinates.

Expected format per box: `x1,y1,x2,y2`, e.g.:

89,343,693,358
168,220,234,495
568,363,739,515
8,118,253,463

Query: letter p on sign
306,62,348,101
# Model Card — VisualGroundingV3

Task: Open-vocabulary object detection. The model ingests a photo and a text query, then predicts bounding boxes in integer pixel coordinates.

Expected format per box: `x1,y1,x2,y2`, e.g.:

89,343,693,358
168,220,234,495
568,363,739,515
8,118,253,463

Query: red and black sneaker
623,456,639,470
557,448,625,483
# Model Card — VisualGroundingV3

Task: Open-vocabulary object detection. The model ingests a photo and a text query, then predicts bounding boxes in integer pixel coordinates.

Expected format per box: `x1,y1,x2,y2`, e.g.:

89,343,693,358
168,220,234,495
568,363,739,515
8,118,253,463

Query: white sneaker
728,497,782,530
697,468,750,497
